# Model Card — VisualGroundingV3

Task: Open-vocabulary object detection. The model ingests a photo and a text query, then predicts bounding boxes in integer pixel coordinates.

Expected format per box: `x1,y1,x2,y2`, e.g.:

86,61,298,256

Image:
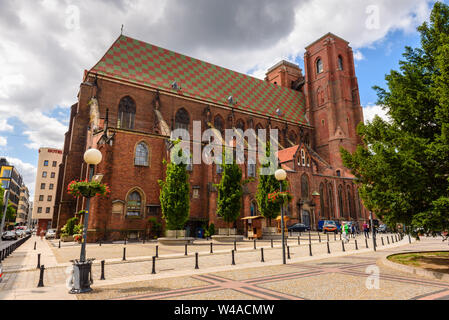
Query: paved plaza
1,234,448,300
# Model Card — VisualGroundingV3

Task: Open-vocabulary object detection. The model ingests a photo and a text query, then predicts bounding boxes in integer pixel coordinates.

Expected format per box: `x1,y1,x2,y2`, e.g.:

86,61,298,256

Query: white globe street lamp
275,168,287,264
84,148,102,165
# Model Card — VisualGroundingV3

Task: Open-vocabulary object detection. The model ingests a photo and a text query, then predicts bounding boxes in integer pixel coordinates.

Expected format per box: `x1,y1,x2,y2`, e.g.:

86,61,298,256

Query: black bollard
318,233,321,243
37,265,45,288
365,238,369,248
185,244,188,256
58,241,61,249
327,234,329,242
210,242,213,254
391,235,394,243
355,239,359,250
152,256,156,274
99,241,102,247
287,246,291,260
381,237,384,246
124,238,127,246
271,239,274,248
408,234,411,244
309,243,313,256
298,236,300,245
254,240,257,250
122,247,126,261
327,242,331,254
395,235,398,242
342,241,345,252
37,253,41,269
334,233,336,241
0,249,3,262
231,250,236,265
234,241,237,252
261,248,265,263
309,231,311,244
34,242,36,250
100,260,106,280
155,245,159,258
339,233,342,241
387,236,390,245
195,253,199,270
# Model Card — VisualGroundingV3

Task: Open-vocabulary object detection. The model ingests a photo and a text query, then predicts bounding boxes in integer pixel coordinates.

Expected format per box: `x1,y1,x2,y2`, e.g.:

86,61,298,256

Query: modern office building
31,148,63,234
15,185,30,226
1,158,25,227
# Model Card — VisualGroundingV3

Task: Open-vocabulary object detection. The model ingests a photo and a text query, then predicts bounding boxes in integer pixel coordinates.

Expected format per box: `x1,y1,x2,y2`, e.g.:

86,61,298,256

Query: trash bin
196,228,204,239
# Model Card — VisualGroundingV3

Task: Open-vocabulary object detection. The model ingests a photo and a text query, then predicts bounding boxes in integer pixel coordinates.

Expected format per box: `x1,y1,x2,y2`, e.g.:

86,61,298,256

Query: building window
316,58,323,74
45,207,50,214
135,142,149,166
319,183,326,217
236,119,245,131
328,184,334,218
248,163,256,178
338,185,344,218
39,195,44,201
52,161,57,167
192,187,200,199
126,191,142,217
214,115,224,136
2,169,11,178
51,172,56,178
117,96,136,130
186,161,193,172
49,184,54,190
347,185,353,219
301,174,309,200
147,205,159,216
338,56,344,70
40,183,45,190
250,201,257,217
47,196,52,202
44,160,49,167
42,172,47,178
37,207,42,213
301,149,306,166
216,164,223,174
175,108,190,131
336,170,341,177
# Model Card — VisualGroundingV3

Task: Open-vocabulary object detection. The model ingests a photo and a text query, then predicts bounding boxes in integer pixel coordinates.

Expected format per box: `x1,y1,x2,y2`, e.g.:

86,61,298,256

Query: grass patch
388,252,449,272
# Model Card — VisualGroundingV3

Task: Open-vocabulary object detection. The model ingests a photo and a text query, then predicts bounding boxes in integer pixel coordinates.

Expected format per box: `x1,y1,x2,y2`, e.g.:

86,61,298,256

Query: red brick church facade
53,32,374,241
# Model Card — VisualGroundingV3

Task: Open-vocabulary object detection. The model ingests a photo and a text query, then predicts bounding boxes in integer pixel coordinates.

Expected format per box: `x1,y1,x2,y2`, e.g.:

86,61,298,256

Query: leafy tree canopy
341,2,449,235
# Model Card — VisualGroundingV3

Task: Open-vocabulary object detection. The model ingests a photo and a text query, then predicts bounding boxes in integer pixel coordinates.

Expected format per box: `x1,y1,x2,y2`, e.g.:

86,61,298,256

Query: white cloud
363,105,390,123
0,136,6,147
0,156,37,197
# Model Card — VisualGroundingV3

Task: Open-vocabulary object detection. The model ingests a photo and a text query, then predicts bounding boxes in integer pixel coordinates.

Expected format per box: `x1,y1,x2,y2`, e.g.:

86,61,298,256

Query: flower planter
212,228,243,242
165,230,186,239
61,235,74,242
218,228,237,236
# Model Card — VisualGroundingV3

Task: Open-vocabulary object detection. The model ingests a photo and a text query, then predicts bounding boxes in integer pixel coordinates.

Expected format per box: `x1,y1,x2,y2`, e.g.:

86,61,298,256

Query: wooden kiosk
241,216,264,239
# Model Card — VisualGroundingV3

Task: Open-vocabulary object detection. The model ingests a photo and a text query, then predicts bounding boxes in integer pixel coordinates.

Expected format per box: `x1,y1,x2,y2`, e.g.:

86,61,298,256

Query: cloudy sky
0,0,442,197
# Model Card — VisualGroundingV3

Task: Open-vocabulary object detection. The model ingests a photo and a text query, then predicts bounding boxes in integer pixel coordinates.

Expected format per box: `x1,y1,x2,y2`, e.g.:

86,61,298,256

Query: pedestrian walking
40,229,44,241
363,222,369,238
351,224,355,238
342,222,350,243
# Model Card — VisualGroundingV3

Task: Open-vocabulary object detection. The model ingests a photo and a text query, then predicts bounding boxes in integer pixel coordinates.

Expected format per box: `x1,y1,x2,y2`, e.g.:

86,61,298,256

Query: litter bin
196,228,204,239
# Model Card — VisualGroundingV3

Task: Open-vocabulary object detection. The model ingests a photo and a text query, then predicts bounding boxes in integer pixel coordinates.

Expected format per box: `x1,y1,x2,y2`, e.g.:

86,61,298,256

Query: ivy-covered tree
341,1,449,236
0,187,16,223
215,150,243,228
256,142,288,226
158,143,190,231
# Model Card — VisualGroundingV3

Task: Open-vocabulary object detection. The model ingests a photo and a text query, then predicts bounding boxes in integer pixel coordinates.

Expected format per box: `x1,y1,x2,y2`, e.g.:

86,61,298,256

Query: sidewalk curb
378,250,449,283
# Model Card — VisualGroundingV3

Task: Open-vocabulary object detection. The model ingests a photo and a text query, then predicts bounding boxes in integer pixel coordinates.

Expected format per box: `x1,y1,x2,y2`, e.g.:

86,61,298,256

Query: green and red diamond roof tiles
90,35,309,126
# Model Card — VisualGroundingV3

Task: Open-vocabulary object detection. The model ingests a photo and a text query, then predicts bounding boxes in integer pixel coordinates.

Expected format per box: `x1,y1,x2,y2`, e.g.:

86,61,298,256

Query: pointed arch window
327,184,334,218
301,174,309,200
316,58,323,74
338,56,344,71
127,191,142,217
236,119,245,131
250,201,257,217
319,183,326,218
135,142,149,166
301,149,306,166
175,108,190,131
214,115,224,136
338,185,344,218
118,96,136,130
347,185,354,219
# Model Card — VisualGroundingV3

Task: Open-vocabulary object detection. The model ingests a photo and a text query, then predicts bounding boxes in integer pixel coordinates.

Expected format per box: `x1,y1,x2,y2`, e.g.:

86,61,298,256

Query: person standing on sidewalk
342,222,349,243
363,222,369,238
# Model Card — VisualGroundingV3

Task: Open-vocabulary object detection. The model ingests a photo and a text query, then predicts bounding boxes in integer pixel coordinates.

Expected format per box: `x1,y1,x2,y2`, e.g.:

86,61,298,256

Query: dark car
2,231,17,241
288,223,310,233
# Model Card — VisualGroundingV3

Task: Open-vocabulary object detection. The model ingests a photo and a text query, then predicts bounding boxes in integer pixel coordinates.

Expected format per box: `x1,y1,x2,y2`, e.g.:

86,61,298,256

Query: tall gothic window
236,119,245,131
319,183,326,218
338,185,344,218
347,185,354,219
214,115,224,136
301,174,309,200
288,131,297,146
127,191,142,217
316,58,323,74
175,108,190,131
338,56,344,70
134,142,149,166
118,96,136,130
328,184,334,218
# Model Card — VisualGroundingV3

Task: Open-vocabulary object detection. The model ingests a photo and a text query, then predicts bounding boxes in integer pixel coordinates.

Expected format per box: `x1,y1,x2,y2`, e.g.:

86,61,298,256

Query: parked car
2,231,18,241
45,229,57,239
377,224,388,233
323,220,339,234
288,223,310,233
15,230,25,238
25,229,32,235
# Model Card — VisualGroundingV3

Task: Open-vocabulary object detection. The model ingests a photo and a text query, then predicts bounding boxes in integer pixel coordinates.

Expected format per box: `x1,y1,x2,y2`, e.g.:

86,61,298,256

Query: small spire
121,24,124,35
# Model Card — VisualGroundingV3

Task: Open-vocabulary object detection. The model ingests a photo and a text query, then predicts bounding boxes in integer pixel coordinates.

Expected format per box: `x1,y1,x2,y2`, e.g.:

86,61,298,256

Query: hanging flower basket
267,191,293,205
67,180,111,198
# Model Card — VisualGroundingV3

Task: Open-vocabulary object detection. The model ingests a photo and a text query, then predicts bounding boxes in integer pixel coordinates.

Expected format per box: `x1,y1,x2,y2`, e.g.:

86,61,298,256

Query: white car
45,229,57,239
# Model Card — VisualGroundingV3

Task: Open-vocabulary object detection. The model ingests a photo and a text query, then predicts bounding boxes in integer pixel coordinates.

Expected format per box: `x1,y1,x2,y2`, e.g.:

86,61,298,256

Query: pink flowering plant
67,180,111,198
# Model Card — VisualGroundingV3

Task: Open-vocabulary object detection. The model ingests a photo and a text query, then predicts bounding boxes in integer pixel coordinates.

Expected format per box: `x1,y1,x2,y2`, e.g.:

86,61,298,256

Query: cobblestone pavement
79,237,449,301
3,233,446,300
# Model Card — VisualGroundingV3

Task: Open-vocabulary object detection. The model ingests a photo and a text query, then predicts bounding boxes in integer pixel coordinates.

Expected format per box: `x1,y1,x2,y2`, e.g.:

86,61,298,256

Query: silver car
45,229,57,239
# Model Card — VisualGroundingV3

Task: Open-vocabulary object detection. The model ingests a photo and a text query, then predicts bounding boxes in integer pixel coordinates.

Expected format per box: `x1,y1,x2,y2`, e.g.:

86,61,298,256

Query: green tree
215,150,243,226
256,142,288,226
0,187,16,223
341,1,449,235
158,143,190,231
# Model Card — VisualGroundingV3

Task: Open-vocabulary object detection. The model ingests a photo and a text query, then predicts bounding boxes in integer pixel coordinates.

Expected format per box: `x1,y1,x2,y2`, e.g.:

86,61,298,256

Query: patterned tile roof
90,35,309,126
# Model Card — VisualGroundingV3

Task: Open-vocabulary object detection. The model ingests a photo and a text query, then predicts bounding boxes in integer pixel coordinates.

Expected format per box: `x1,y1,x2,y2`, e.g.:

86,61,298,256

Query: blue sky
0,0,442,197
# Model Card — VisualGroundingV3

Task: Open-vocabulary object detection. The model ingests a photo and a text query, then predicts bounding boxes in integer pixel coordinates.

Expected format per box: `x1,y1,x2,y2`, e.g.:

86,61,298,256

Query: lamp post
370,212,376,251
70,148,103,294
275,169,287,265
0,181,11,244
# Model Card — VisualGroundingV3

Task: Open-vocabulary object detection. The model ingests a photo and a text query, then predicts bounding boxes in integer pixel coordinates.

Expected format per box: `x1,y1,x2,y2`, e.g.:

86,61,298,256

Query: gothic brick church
53,32,374,241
